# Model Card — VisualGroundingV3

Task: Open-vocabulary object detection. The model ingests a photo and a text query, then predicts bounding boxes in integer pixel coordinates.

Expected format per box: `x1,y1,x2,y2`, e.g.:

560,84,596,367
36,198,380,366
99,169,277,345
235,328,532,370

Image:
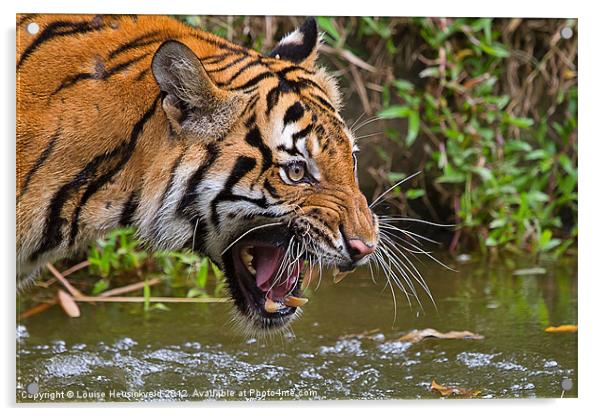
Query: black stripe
245,127,272,174
61,97,159,249
263,178,280,200
30,154,108,262
108,31,161,60
18,126,61,201
276,64,315,77
207,54,249,75
175,143,221,254
18,20,104,70
292,123,314,144
201,52,234,65
265,86,280,115
276,144,301,156
313,225,338,250
297,76,329,97
210,156,271,228
135,68,150,82
119,190,140,226
216,59,264,87
239,95,259,118
52,52,151,96
244,114,256,128
191,33,249,55
308,93,336,113
176,142,220,219
158,150,185,210
283,102,305,125
230,72,275,91
151,150,185,239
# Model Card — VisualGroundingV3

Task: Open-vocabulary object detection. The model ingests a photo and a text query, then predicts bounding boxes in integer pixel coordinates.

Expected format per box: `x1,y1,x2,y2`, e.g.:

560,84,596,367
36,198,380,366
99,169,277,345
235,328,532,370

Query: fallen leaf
431,380,481,398
57,289,80,318
545,324,577,333
399,328,484,344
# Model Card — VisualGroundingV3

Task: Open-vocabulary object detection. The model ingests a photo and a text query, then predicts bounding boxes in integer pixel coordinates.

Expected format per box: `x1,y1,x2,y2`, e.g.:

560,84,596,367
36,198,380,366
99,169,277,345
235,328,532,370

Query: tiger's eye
287,163,306,182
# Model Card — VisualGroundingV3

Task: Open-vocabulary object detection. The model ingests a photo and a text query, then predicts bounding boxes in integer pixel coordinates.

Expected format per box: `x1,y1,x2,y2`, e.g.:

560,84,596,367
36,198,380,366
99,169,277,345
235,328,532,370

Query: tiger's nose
348,238,376,261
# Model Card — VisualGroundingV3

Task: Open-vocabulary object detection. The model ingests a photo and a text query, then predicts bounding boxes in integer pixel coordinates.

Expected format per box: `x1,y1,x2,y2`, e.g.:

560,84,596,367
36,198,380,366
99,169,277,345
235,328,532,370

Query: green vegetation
88,228,226,308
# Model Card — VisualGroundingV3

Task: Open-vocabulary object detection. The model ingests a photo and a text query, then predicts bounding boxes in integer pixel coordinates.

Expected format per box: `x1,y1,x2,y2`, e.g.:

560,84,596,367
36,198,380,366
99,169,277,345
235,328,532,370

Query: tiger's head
150,18,379,333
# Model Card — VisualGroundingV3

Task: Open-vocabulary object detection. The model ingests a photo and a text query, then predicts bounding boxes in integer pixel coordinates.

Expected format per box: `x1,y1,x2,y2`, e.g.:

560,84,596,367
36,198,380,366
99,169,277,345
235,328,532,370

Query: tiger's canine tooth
264,297,284,313
283,295,308,307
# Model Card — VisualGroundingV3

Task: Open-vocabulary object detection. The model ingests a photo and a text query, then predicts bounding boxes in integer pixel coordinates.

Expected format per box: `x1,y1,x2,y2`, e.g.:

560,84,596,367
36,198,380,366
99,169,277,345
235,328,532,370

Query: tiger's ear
152,40,243,137
269,17,319,69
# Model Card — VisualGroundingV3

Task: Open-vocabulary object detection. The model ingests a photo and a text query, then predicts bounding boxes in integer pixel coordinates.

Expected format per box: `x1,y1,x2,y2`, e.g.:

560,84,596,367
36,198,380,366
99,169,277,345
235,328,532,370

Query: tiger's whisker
221,222,283,255
354,131,383,141
379,235,433,308
378,216,457,228
369,171,422,209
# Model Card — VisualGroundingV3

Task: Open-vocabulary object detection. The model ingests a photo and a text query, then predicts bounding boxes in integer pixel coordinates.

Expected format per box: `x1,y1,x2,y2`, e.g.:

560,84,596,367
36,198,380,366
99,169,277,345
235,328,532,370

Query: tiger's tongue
255,246,299,299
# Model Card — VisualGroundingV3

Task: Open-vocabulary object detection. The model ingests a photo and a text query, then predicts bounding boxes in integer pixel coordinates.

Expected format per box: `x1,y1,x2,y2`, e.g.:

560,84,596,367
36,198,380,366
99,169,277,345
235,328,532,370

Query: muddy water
16,255,577,402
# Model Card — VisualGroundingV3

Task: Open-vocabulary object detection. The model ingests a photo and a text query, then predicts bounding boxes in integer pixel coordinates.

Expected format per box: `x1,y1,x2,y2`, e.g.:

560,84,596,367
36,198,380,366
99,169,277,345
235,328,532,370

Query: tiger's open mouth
222,227,307,331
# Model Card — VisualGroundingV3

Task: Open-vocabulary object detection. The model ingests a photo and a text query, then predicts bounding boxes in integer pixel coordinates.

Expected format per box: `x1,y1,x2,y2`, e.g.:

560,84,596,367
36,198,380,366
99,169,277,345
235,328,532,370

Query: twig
61,260,90,277
319,44,377,73
73,296,231,303
97,278,161,298
40,260,91,288
350,64,372,114
18,301,56,320
45,263,84,298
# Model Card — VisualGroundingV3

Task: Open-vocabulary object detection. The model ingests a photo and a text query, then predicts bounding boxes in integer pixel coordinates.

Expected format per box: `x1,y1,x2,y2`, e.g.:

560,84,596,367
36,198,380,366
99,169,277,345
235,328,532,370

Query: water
16,256,577,401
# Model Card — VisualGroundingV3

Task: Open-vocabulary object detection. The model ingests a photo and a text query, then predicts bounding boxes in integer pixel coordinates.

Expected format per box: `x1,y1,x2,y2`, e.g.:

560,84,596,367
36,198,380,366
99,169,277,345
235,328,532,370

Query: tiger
16,14,380,332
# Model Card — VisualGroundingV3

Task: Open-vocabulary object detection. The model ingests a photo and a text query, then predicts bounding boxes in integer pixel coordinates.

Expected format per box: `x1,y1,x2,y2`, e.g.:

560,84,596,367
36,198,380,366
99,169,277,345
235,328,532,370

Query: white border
3,0,599,414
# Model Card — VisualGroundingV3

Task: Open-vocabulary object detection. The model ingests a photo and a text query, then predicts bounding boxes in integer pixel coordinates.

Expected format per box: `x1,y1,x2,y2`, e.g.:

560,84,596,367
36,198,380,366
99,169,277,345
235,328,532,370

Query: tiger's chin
221,227,308,333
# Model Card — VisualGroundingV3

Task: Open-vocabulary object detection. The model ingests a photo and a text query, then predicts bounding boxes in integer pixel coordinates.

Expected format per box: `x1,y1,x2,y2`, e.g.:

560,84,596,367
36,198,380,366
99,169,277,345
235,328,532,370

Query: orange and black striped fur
17,14,379,331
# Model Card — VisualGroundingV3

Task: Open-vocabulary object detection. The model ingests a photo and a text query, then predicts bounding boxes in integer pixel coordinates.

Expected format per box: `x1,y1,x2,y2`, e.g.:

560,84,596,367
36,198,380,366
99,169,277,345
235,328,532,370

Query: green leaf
361,17,391,38
387,172,407,183
91,279,109,295
407,111,420,146
558,154,576,176
471,166,493,182
143,280,151,312
196,257,209,288
526,191,550,204
393,79,414,93
504,114,534,128
187,287,207,298
419,67,440,78
479,42,510,58
485,236,498,247
539,229,562,251
316,17,340,42
210,262,223,279
378,105,411,119
406,188,425,200
489,218,507,229
525,149,548,160
436,166,466,184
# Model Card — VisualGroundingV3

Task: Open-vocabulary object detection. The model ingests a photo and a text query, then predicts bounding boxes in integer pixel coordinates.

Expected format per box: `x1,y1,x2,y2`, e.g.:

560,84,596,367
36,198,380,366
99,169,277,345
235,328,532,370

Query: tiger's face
151,18,378,332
